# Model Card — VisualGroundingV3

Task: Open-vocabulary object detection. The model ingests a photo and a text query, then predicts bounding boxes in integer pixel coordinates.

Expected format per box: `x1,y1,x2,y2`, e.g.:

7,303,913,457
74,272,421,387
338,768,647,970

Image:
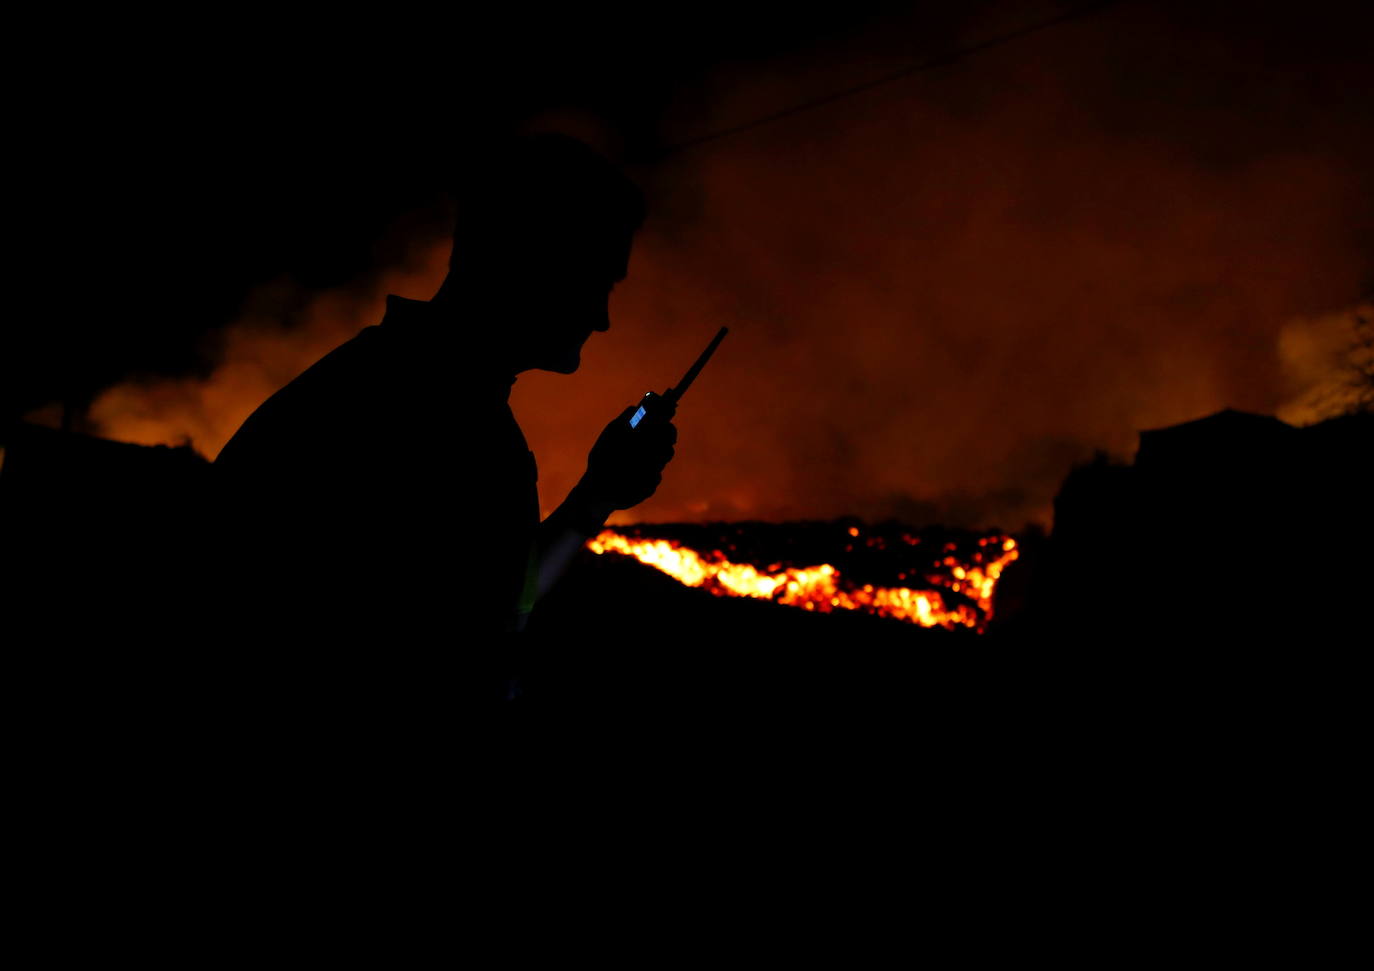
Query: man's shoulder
292,324,390,388
214,329,519,468
252,325,390,406
214,327,394,467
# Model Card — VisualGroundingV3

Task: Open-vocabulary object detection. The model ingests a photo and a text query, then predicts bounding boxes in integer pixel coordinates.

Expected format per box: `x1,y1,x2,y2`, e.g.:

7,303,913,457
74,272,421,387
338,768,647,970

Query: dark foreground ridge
2,409,1367,880
1009,408,1372,648
3,407,1368,713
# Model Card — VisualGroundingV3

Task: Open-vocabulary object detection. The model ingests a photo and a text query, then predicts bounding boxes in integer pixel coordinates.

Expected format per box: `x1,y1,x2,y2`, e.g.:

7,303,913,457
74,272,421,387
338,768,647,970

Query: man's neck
384,293,522,387
428,283,550,378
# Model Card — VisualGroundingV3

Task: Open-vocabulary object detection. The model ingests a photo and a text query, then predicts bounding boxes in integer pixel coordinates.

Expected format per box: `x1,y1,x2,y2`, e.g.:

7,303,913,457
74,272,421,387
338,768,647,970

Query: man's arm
532,479,617,602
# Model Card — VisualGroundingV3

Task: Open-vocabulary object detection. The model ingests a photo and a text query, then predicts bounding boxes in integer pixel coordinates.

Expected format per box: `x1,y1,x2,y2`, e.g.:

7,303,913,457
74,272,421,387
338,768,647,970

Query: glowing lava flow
586,530,1019,631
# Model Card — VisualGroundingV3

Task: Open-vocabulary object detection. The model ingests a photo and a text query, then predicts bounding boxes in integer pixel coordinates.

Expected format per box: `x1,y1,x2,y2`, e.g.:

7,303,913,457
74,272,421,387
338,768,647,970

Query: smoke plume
81,2,1374,531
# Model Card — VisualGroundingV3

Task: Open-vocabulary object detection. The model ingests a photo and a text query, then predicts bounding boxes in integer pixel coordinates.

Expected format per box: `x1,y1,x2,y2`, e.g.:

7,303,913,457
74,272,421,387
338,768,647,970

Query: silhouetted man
211,133,675,701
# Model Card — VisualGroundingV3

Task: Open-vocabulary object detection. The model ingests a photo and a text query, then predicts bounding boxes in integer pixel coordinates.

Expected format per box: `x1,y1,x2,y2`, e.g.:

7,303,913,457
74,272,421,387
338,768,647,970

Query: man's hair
449,132,647,272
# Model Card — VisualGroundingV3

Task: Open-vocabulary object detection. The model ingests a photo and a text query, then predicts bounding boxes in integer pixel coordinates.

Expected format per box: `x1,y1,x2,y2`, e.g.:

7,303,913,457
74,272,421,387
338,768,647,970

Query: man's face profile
520,223,633,375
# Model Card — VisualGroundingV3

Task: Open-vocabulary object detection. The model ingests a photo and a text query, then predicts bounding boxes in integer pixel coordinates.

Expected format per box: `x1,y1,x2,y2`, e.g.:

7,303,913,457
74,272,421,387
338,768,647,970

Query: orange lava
586,529,1019,631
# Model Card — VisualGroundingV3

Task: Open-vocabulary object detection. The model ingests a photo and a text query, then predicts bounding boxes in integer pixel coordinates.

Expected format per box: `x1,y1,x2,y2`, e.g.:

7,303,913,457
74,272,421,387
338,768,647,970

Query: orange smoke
85,227,453,461
1276,302,1374,426
74,3,1374,531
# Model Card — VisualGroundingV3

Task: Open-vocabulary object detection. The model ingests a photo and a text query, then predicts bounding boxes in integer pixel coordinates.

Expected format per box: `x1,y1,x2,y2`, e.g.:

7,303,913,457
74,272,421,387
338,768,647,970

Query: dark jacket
211,294,539,696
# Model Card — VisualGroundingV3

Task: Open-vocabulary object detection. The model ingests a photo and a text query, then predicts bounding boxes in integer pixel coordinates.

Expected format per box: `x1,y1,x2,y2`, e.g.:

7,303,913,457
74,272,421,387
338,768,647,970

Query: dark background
9,2,933,412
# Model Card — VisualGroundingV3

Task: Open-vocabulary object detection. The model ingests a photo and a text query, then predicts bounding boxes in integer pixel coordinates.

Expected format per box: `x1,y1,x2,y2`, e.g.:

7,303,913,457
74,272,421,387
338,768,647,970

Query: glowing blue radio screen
629,406,647,428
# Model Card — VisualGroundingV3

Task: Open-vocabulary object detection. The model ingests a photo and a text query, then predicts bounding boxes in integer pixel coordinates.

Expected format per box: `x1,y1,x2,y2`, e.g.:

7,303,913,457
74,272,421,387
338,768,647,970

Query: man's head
439,132,648,374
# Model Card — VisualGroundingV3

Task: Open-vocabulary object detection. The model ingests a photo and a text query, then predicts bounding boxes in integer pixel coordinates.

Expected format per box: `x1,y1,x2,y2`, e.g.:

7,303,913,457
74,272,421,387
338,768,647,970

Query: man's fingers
641,422,676,447
634,438,674,466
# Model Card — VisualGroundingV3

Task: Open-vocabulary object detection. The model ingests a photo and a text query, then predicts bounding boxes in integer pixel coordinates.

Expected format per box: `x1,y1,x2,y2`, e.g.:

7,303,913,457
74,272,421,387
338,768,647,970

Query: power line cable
654,0,1121,158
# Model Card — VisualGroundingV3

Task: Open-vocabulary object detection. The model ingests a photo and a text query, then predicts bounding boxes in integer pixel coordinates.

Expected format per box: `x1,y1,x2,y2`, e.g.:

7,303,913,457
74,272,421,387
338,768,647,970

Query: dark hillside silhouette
1022,408,1372,647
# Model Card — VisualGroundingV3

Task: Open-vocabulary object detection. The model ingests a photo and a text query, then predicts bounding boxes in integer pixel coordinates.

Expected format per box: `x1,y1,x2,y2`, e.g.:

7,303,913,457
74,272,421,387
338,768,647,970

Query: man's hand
580,405,678,510
533,404,678,605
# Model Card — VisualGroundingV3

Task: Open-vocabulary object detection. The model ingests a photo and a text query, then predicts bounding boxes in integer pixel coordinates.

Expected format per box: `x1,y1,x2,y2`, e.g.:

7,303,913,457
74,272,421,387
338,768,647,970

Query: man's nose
592,305,610,333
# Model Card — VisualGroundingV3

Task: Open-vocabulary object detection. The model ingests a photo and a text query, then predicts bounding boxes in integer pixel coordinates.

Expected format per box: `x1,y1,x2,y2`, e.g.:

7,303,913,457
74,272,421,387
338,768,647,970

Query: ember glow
586,528,1019,631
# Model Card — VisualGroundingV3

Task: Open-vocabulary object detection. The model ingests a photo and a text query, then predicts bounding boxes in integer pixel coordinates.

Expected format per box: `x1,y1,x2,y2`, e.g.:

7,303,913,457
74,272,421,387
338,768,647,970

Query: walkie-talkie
562,326,730,544
628,326,729,429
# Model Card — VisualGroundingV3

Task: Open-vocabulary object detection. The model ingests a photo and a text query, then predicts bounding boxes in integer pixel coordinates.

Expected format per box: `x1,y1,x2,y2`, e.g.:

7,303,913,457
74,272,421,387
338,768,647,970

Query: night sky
7,0,1372,530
